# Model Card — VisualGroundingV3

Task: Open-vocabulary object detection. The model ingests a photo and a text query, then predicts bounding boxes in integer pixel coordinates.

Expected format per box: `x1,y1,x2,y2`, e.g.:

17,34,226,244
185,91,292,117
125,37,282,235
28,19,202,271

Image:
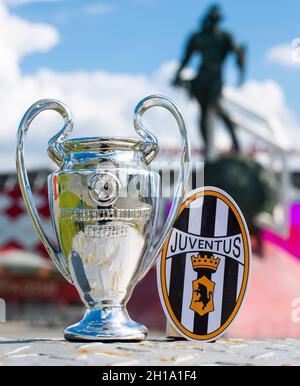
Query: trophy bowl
16,95,190,341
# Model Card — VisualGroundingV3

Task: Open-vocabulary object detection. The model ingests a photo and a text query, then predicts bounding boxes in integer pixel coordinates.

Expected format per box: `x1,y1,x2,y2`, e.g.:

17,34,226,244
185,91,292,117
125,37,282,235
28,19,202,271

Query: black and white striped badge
157,187,251,342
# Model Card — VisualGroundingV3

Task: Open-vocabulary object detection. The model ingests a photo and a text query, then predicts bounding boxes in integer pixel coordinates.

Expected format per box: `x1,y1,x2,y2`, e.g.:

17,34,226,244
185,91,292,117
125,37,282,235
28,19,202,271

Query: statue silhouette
173,4,246,158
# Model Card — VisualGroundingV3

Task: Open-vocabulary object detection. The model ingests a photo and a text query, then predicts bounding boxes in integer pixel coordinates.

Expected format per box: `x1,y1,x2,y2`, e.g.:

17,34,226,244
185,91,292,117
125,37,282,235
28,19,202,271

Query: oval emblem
157,187,251,342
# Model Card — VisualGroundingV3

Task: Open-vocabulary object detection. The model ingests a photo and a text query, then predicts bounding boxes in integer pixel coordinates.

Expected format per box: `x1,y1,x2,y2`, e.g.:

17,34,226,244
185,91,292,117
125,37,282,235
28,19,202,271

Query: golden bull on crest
190,254,220,317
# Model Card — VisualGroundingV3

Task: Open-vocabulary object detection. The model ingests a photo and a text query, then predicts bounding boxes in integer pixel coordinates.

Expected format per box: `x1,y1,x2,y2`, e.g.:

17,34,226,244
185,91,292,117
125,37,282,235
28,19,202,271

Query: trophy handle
133,95,191,281
16,99,74,283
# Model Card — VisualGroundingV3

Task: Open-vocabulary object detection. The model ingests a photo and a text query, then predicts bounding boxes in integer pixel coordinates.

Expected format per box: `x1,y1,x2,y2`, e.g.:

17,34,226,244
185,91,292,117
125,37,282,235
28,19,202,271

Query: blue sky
0,0,298,170
8,0,300,118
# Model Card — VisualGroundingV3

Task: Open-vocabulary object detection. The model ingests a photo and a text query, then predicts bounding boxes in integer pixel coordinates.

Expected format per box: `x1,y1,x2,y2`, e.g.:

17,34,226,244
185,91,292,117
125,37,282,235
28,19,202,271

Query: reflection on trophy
16,95,190,341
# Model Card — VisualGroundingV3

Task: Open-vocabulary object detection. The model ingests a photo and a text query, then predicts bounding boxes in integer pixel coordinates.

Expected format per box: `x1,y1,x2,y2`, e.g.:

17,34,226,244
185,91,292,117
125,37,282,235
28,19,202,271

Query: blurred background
1,0,300,339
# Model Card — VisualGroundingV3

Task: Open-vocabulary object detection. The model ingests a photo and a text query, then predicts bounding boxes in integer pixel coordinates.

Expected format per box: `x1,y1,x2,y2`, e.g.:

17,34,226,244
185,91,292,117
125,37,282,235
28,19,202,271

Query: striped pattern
166,194,245,336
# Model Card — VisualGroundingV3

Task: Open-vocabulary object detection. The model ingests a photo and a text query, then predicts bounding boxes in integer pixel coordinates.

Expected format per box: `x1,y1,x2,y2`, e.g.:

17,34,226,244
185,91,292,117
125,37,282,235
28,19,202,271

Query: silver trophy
16,95,190,341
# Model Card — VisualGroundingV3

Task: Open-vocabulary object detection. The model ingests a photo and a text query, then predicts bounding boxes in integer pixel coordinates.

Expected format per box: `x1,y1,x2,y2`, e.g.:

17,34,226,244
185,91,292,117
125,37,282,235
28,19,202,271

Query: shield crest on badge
157,187,251,342
190,276,215,317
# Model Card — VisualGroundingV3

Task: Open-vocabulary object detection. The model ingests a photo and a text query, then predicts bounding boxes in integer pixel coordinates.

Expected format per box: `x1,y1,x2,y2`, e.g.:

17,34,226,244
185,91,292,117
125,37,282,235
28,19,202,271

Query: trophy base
64,307,148,342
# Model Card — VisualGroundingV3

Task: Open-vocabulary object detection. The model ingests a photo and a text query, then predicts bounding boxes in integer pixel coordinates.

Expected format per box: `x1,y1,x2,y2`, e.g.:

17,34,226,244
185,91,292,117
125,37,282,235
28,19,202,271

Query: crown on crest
191,254,221,272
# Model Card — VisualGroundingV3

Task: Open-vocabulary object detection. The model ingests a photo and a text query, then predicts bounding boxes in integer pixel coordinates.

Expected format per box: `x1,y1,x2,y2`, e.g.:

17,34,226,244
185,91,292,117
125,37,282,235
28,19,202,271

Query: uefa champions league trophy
16,95,190,341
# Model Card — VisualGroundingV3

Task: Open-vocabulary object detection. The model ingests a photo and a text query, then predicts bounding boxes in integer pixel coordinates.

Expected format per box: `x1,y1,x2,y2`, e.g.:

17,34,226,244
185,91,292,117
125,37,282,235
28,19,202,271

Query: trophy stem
64,306,148,342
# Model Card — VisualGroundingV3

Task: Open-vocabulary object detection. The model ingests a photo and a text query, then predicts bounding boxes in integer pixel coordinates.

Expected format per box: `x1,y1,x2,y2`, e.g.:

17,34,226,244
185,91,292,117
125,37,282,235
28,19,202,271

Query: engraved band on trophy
16,95,191,341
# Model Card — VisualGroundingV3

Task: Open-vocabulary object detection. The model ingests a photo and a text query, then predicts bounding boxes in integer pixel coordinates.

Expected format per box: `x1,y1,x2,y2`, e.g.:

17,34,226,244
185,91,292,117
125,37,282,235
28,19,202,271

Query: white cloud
224,79,300,152
226,79,299,129
4,0,62,5
266,42,300,68
0,3,298,172
84,3,116,15
0,3,58,82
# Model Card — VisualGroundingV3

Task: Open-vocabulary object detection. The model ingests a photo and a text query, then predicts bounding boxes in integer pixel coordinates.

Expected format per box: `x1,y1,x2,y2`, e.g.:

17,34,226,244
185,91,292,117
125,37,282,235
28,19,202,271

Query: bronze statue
173,4,246,158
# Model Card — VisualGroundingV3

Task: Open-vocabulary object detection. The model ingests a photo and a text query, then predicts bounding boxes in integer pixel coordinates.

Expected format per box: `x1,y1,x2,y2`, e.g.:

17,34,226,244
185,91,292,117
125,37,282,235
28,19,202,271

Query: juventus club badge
157,187,252,342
